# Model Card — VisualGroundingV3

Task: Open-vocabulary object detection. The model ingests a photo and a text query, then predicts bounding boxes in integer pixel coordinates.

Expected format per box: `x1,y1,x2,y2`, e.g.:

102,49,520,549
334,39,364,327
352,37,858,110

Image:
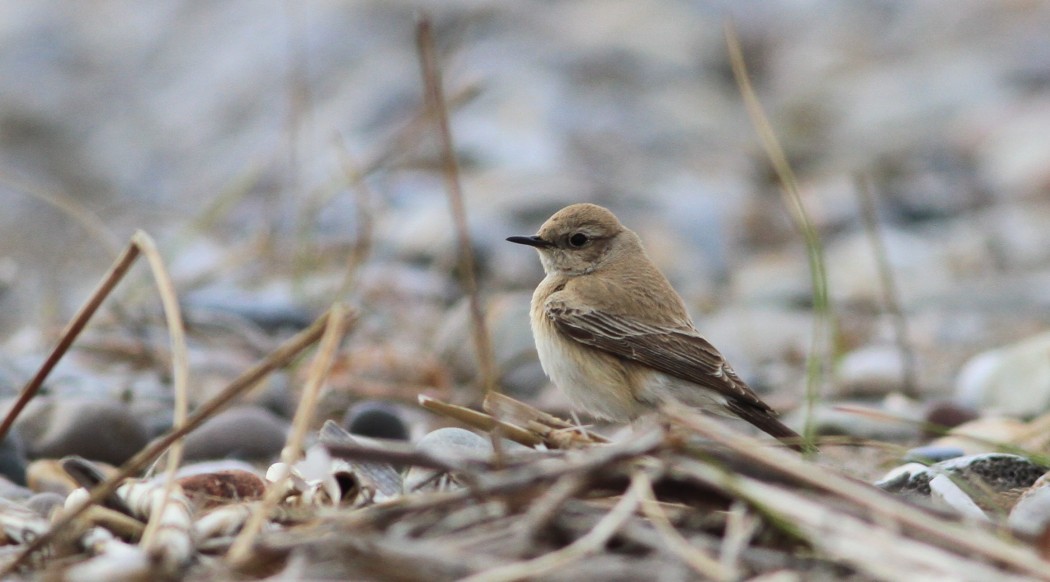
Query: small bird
507,203,804,450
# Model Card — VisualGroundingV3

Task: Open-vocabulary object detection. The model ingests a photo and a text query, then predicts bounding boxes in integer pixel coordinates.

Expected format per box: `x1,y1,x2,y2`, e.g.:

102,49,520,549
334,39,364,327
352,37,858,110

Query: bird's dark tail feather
724,400,812,453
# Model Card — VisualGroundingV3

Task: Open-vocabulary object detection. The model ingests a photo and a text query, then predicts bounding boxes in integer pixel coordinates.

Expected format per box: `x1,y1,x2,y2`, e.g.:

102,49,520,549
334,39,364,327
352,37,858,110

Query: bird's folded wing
546,303,769,410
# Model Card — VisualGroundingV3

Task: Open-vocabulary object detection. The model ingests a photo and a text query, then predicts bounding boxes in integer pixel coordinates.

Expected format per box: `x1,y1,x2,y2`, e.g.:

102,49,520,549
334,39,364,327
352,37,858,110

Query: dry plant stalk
415,16,497,399
0,240,141,444
724,21,828,452
667,408,1050,579
419,395,543,448
130,231,191,554
484,392,609,446
227,305,350,564
333,139,377,291
0,307,354,576
458,471,645,582
854,175,919,398
634,471,731,580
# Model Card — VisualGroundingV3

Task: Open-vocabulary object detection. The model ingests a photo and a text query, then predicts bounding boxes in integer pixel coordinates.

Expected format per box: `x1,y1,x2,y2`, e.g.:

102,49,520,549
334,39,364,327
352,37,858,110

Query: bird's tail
724,400,812,453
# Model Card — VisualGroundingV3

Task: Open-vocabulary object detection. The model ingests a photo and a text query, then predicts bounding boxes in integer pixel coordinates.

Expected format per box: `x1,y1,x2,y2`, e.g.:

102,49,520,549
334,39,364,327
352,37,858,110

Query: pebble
25,491,66,517
405,428,529,493
26,459,76,495
182,406,288,462
12,398,149,465
342,400,410,441
834,344,908,397
1008,474,1050,536
922,401,979,435
902,446,966,464
955,330,1050,417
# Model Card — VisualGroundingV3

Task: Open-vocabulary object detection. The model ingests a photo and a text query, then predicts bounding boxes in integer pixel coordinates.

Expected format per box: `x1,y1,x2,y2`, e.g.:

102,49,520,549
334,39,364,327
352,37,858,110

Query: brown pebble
924,401,979,436
176,470,266,509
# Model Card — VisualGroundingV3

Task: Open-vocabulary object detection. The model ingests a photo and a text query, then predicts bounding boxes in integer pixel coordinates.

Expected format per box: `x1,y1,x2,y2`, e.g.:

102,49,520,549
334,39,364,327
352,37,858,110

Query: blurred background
1,1,1050,454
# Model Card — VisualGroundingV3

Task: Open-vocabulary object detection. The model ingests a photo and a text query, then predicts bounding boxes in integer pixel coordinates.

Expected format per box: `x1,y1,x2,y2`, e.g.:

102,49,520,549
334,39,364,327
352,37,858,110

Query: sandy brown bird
508,203,804,450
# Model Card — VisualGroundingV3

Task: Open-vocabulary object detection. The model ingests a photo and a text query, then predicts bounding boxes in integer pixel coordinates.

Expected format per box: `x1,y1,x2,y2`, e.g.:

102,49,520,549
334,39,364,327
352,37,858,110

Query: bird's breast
530,282,650,421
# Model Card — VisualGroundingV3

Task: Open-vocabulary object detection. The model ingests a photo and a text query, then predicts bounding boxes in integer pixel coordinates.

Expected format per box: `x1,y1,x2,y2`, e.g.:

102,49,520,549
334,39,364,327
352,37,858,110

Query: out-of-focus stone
26,491,66,517
342,400,410,441
903,445,966,464
834,344,908,397
928,417,1027,456
1009,473,1050,536
182,406,288,462
26,459,77,495
12,398,149,465
955,331,1050,417
405,428,529,493
923,400,980,435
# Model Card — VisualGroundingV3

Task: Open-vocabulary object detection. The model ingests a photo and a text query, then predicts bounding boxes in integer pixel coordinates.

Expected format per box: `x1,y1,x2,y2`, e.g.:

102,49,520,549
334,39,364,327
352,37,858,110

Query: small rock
26,491,66,517
923,401,980,435
903,445,966,464
405,428,529,493
0,430,27,486
342,401,409,441
956,330,1050,417
182,406,288,462
26,459,77,495
834,345,909,397
12,398,149,465
1009,474,1050,536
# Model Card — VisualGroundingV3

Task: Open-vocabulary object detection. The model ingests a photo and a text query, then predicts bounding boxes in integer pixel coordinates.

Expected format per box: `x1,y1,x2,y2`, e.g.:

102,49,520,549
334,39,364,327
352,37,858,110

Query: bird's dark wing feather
546,303,761,405
546,303,804,449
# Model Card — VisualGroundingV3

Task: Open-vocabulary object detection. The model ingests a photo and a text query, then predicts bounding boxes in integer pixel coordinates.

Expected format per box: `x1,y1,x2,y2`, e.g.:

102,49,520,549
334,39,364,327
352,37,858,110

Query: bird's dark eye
568,233,589,247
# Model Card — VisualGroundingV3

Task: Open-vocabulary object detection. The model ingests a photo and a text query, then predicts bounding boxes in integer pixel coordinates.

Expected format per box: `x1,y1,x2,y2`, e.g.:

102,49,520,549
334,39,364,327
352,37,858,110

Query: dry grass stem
459,472,644,582
129,231,192,553
855,175,919,398
0,307,353,576
635,470,732,581
419,395,543,448
415,16,497,400
0,172,122,256
227,305,350,564
668,408,1050,579
724,21,829,452
0,238,142,444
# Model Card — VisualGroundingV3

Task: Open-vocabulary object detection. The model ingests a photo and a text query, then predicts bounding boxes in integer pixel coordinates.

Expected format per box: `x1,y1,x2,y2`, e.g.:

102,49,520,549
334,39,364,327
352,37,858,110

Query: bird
507,203,805,451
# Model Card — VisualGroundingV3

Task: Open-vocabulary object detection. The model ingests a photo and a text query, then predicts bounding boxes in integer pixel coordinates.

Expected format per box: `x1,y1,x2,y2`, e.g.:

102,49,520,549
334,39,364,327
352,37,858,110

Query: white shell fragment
116,481,195,571
928,474,988,521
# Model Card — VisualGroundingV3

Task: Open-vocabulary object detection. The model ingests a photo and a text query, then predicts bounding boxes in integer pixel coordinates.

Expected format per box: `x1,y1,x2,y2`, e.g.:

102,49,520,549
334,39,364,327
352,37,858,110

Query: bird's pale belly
532,311,729,422
533,325,645,421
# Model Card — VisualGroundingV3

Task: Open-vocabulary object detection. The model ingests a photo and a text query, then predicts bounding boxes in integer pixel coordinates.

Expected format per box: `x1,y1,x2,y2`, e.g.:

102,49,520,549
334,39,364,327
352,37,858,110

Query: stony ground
1,2,1050,580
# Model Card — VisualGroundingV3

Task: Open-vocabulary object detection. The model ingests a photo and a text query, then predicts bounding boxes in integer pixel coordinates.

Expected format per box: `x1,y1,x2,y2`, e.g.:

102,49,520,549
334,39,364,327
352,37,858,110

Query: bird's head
507,203,633,276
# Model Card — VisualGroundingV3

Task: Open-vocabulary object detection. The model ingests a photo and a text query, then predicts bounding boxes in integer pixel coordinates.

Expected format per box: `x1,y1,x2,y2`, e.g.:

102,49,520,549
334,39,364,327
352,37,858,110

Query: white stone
955,330,1050,417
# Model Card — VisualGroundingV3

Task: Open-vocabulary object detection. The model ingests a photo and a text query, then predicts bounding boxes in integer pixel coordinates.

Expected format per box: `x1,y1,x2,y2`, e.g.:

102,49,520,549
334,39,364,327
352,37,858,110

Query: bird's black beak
506,235,552,248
